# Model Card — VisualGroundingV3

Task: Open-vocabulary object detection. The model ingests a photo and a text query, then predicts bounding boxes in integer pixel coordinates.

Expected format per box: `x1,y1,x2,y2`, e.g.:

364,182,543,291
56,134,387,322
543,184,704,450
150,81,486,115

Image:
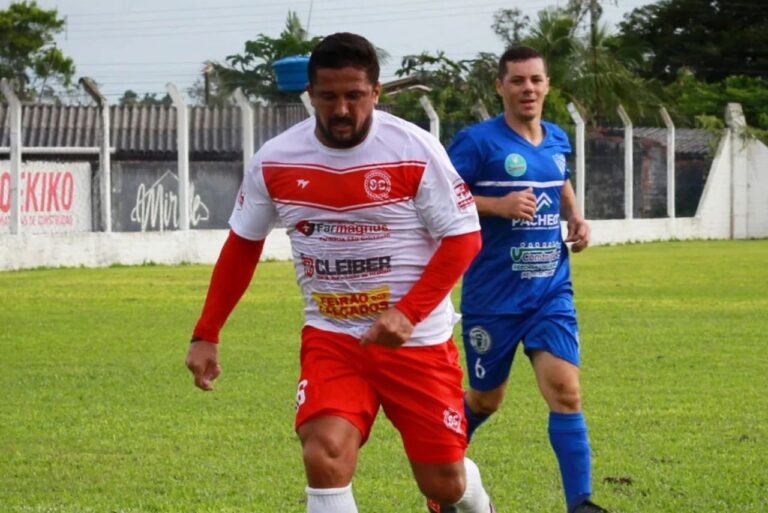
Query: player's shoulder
449,115,504,153
542,120,570,144
375,110,445,157
258,117,315,159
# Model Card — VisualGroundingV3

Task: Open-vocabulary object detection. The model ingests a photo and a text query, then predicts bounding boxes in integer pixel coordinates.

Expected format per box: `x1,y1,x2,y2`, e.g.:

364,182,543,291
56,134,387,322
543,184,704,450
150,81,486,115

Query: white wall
747,138,768,238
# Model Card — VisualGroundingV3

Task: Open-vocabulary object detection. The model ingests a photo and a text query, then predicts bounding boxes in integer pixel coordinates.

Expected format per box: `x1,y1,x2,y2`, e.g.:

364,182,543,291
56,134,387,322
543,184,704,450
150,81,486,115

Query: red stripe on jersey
262,161,427,212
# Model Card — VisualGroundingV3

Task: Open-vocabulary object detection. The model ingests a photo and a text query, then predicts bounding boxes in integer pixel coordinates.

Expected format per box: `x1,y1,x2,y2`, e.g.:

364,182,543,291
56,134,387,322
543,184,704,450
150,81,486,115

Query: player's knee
547,380,581,412
301,433,355,484
468,390,504,415
419,473,465,505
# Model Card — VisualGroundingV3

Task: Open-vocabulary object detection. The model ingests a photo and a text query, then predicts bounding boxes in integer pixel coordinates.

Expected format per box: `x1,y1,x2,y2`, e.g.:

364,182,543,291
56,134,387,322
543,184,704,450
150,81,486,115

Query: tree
0,1,75,101
618,0,768,84
212,11,323,103
118,90,172,107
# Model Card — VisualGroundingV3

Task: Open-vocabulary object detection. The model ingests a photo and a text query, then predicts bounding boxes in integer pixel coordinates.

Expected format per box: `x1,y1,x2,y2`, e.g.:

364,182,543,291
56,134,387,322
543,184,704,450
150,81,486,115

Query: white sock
454,458,492,513
306,483,358,513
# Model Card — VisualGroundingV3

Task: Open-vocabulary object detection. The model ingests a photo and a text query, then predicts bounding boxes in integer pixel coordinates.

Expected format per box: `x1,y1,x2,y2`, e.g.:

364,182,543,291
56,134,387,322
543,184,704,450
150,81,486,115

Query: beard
315,114,373,149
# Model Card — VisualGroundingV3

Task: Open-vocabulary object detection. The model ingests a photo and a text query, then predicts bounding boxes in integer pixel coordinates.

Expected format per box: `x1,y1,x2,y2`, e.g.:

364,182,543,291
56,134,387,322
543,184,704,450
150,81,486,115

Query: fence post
80,77,112,232
725,103,748,239
659,107,676,218
617,105,634,219
233,88,254,178
472,100,490,121
419,96,440,141
566,103,586,217
300,91,315,116
0,78,21,234
166,83,190,231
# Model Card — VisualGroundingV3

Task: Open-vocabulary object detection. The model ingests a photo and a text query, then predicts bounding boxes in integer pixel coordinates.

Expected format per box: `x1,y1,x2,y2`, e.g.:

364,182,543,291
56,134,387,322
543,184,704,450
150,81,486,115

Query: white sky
17,0,653,101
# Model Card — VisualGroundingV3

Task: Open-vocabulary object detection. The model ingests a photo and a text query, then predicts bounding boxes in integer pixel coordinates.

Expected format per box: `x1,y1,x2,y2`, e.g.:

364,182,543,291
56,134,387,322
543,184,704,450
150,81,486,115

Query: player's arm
447,128,536,220
560,180,590,253
186,230,264,391
360,230,482,348
474,189,536,220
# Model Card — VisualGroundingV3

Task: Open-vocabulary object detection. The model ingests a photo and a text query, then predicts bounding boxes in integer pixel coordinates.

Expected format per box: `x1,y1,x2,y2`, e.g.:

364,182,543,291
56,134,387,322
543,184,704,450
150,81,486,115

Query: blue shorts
461,293,580,391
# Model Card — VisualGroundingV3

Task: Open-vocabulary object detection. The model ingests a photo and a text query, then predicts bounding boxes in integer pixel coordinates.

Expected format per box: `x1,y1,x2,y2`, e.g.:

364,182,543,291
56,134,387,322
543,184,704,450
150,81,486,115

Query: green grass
1,240,766,512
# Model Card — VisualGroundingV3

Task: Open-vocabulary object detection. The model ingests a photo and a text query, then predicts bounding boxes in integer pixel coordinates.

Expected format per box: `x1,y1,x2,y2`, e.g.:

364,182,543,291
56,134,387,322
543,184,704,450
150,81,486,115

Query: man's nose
333,99,350,116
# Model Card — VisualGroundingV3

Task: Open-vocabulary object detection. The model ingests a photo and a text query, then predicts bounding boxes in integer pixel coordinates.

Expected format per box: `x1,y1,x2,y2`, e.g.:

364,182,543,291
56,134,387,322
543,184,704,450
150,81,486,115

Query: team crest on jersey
552,153,567,176
364,169,392,201
301,255,315,277
468,326,492,354
443,407,464,435
504,153,527,177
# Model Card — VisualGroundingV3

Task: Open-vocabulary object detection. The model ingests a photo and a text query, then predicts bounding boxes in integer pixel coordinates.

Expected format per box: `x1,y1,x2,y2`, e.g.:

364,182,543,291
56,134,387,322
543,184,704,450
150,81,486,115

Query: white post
567,102,586,217
166,83,190,231
300,91,315,116
725,103,748,239
419,95,440,141
233,88,254,178
0,78,21,234
659,107,676,218
472,100,490,121
80,77,112,232
617,104,634,219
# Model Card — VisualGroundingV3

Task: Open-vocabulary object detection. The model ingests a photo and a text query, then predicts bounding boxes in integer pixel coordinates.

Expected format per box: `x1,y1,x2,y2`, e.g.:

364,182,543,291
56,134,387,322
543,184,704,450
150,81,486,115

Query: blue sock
464,397,490,442
548,411,592,512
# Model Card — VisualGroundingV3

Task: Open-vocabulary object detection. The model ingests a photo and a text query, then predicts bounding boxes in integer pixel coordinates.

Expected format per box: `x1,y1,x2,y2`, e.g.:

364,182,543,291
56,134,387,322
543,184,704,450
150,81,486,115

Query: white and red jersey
230,110,480,346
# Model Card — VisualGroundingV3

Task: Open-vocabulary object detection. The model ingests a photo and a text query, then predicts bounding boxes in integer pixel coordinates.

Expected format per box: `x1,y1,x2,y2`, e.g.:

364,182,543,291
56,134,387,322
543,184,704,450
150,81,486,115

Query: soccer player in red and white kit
185,33,496,513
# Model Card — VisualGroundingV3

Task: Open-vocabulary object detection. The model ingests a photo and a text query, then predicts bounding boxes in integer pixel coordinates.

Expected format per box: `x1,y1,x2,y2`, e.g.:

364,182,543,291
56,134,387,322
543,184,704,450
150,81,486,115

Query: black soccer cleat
571,499,609,513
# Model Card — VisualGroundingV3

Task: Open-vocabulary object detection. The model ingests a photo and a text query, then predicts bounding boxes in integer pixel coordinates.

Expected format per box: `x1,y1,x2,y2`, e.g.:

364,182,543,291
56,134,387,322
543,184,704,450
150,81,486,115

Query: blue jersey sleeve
447,128,482,185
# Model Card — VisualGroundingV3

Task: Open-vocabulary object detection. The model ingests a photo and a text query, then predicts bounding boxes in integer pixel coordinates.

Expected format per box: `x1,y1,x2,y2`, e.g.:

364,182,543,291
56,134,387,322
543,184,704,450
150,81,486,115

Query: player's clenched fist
360,307,415,348
186,340,222,391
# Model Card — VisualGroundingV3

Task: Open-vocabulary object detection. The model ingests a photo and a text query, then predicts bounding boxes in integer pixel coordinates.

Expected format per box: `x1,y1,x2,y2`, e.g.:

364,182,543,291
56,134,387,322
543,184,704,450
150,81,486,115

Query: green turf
1,240,766,512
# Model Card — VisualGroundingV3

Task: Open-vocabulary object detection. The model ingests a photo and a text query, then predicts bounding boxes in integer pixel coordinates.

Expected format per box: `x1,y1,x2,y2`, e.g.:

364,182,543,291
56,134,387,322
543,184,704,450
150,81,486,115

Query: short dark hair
308,32,380,85
498,46,547,80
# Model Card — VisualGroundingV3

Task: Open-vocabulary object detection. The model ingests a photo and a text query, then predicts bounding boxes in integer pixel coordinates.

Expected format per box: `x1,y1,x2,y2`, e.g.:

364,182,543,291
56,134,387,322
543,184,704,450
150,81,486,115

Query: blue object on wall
273,56,310,92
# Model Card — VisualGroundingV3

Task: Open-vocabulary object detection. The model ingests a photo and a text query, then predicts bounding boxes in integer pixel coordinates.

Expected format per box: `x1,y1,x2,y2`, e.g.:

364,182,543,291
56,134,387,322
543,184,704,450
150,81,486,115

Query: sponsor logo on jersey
536,192,553,211
312,286,390,319
452,179,475,212
511,192,559,230
294,220,390,241
510,242,561,279
552,153,567,176
363,169,392,201
297,179,310,189
301,255,392,280
236,187,245,210
468,326,492,354
443,407,464,435
504,153,527,177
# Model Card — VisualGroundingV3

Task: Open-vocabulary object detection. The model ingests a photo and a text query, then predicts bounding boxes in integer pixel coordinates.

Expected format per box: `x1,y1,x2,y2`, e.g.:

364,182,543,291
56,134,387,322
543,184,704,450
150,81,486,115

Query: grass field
1,240,766,513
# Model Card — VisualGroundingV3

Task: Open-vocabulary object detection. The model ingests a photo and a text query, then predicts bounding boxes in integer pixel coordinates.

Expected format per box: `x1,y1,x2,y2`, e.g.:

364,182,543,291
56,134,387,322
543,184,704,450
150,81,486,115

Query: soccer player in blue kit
447,46,608,513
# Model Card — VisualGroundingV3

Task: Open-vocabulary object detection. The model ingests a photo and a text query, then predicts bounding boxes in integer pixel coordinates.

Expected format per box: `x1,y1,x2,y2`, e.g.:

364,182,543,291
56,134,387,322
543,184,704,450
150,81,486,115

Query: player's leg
462,316,522,440
524,296,607,513
298,416,362,513
295,326,380,513
371,339,495,512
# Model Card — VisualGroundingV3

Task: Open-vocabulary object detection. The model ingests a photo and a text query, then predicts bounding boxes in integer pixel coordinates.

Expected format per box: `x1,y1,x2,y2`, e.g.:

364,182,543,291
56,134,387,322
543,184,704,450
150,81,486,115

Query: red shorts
295,325,468,464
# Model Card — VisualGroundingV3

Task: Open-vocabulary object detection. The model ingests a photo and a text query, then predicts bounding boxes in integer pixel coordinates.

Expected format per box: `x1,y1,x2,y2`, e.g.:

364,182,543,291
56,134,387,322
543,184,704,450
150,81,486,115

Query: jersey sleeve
228,153,279,241
414,140,480,240
447,128,482,185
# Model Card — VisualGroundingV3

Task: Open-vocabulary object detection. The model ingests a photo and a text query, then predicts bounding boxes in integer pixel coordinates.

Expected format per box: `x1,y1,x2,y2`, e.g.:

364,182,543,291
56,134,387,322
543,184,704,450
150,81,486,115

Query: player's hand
565,217,590,253
495,187,536,220
185,340,222,391
360,308,414,348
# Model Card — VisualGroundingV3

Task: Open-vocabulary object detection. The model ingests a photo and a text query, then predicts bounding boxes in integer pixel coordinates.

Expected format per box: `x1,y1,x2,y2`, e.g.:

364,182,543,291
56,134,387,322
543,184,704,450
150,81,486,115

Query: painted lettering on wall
129,170,210,231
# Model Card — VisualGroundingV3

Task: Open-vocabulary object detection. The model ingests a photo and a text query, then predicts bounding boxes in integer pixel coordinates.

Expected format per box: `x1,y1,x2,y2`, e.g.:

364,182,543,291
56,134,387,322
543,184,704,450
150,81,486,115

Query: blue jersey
448,115,573,315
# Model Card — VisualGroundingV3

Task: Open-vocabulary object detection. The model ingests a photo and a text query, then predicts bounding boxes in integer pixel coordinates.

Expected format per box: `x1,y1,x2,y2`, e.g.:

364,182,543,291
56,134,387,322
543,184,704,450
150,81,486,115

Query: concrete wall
1,131,767,271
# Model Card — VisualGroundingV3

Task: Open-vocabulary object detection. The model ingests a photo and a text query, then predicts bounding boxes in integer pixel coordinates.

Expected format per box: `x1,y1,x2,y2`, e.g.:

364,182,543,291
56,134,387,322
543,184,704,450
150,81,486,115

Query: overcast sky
19,0,653,101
